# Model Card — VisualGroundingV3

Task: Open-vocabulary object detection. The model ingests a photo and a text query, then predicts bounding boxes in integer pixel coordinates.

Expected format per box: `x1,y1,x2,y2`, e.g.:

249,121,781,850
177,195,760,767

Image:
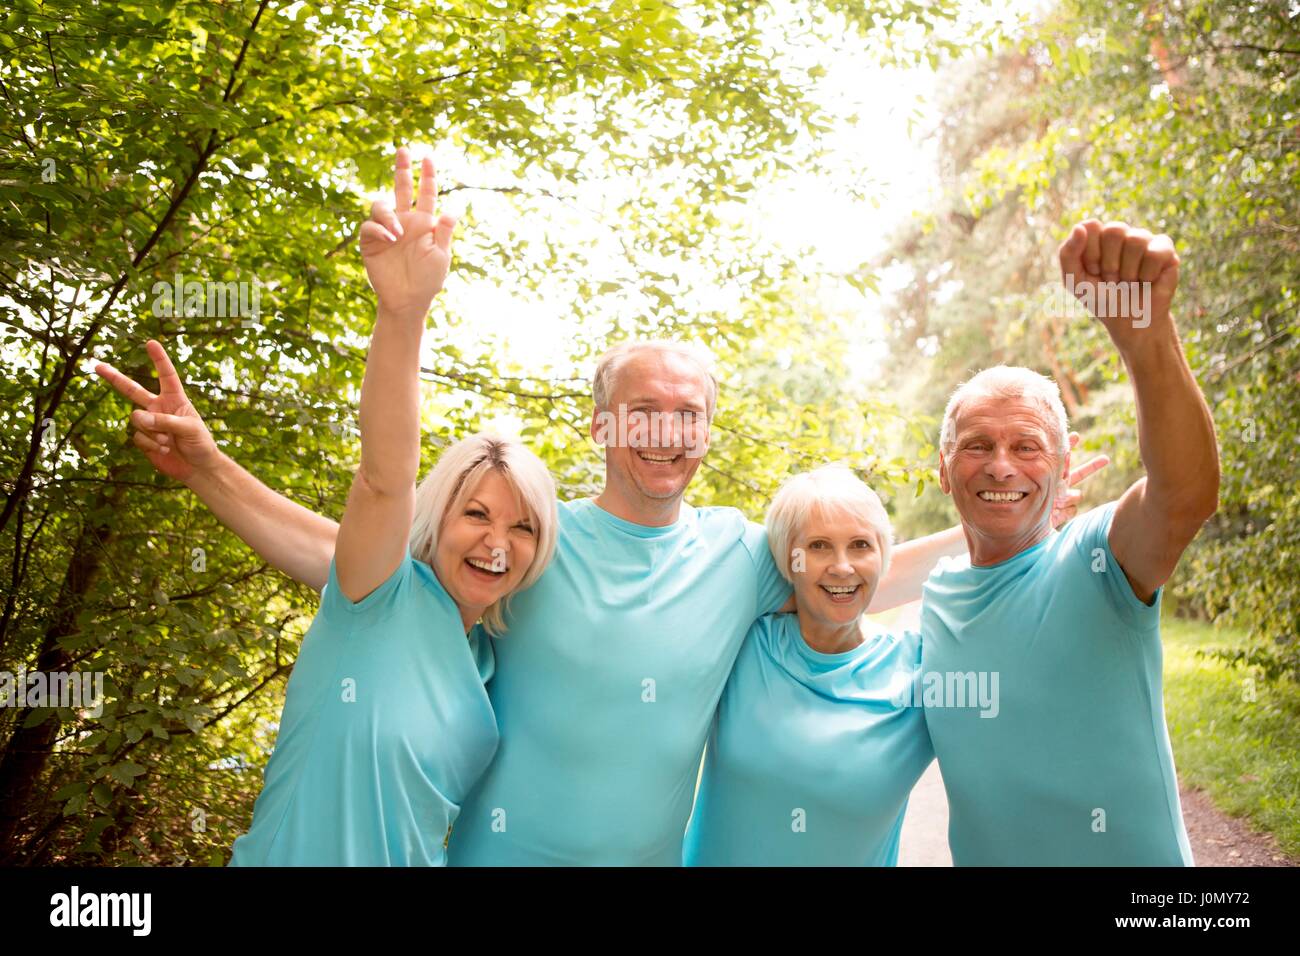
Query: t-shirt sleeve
319,552,415,625
743,521,794,618
1066,501,1162,627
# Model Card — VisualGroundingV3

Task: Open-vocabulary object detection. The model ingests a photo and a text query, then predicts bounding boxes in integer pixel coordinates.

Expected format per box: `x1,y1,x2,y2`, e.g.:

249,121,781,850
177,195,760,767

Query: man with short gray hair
920,219,1219,865
97,328,972,864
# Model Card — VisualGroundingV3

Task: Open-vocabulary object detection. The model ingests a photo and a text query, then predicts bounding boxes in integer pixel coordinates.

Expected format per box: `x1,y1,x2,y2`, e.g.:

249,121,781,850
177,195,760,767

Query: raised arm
1058,219,1219,604
334,147,456,602
95,341,338,591
866,437,1109,612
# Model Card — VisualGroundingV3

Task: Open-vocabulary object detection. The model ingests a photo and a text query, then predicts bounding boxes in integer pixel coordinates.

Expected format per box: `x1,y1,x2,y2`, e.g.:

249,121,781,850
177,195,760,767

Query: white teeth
821,585,858,594
467,557,505,573
978,491,1028,502
638,452,677,462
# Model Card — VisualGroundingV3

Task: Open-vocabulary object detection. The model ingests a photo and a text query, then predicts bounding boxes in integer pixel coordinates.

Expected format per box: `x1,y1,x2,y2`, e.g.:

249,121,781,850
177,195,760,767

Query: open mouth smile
636,450,682,464
977,490,1029,502
465,556,507,579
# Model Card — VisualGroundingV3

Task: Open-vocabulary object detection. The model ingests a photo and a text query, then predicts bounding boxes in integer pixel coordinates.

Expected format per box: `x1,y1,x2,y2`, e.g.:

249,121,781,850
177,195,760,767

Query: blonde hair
939,365,1069,460
592,340,719,419
766,464,894,583
408,433,557,636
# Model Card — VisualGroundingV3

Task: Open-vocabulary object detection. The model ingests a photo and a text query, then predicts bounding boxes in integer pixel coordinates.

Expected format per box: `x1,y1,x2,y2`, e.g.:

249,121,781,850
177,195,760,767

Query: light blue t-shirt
683,613,934,866
920,501,1192,866
229,553,498,866
447,498,792,866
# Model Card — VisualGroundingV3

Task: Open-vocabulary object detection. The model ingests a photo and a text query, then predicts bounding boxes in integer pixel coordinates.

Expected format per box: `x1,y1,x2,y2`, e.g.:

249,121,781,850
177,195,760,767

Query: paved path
898,769,1295,866
888,601,1295,866
898,761,952,866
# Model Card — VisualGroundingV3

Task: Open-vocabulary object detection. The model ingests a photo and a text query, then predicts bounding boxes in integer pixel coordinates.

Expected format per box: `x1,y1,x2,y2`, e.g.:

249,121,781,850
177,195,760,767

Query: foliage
0,0,955,864
874,0,1299,679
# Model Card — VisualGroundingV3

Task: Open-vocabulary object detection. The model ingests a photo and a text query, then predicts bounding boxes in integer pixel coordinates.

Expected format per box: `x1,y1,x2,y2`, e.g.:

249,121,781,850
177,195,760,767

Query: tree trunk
0,477,126,862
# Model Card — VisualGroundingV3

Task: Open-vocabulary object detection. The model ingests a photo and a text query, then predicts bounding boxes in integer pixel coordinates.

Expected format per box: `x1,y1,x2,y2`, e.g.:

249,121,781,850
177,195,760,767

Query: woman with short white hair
683,464,934,866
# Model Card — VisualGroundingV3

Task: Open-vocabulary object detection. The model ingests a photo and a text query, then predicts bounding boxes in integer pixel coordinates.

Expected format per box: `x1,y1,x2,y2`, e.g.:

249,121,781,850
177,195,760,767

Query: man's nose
983,446,1018,481
661,412,684,448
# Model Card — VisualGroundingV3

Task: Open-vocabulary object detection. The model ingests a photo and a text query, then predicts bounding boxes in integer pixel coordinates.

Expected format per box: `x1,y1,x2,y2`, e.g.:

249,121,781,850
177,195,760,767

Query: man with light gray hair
920,218,1220,865
98,316,972,861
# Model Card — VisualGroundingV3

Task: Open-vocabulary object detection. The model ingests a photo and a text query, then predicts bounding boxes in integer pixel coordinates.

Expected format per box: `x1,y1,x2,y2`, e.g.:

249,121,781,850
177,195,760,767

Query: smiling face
789,505,885,636
939,396,1069,565
432,468,539,626
591,348,712,520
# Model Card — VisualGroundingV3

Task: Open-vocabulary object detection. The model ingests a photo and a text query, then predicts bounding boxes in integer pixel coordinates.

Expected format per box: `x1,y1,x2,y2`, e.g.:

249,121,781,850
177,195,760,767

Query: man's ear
938,451,951,495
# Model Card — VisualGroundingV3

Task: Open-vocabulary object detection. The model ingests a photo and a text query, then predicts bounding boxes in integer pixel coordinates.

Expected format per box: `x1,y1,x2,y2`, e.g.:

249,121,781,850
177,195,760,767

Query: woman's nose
829,554,854,575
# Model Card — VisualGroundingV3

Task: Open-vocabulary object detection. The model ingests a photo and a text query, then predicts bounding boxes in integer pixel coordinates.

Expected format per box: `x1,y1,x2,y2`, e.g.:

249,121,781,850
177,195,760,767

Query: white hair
592,340,719,419
939,365,1069,460
765,464,894,583
408,432,558,637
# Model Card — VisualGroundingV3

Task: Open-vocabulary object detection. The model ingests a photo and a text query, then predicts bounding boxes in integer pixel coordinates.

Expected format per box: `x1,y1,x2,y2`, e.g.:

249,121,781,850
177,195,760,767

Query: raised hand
94,339,221,482
1058,219,1180,349
359,146,457,321
1051,432,1110,528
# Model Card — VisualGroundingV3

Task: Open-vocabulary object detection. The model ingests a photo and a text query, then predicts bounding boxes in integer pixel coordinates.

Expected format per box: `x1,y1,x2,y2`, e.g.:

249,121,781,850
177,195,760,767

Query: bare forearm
1123,327,1219,517
184,451,338,591
868,524,967,612
357,306,425,493
333,306,424,600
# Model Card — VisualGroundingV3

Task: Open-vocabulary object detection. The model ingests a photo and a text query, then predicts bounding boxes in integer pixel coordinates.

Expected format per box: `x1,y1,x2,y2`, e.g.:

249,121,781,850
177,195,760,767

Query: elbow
1176,448,1220,527
1171,485,1218,536
355,463,415,501
1197,456,1222,524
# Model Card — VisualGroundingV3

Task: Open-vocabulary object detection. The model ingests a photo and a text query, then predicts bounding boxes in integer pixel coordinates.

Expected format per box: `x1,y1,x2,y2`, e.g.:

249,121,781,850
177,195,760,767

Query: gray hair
766,464,894,583
939,366,1069,460
591,340,719,419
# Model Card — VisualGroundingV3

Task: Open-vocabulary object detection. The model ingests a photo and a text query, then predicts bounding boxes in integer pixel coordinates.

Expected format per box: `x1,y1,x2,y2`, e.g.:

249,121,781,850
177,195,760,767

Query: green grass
1162,616,1300,858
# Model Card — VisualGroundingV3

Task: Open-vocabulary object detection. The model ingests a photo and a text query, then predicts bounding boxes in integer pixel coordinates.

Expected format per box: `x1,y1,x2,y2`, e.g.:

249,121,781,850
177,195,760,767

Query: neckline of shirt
577,496,696,539
959,527,1059,573
782,613,888,667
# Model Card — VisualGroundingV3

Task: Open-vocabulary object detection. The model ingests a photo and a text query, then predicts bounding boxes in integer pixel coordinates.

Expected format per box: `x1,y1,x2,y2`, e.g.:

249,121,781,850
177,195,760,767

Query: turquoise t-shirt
683,613,934,866
447,498,792,866
920,500,1193,866
229,553,498,866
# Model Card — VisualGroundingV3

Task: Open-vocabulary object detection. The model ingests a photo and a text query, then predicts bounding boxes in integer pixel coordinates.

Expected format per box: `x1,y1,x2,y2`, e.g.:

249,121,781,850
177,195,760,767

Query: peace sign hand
94,339,220,482
1051,432,1110,528
359,146,457,322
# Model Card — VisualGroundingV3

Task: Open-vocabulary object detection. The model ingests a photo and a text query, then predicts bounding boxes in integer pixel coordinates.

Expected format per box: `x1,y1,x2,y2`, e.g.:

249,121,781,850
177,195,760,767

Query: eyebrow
626,397,706,411
804,529,881,542
959,427,1048,440
468,497,535,526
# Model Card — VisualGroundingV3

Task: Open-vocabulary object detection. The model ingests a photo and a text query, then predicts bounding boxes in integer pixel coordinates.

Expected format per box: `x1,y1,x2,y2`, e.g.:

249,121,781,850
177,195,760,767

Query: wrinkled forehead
609,350,711,409
953,395,1055,440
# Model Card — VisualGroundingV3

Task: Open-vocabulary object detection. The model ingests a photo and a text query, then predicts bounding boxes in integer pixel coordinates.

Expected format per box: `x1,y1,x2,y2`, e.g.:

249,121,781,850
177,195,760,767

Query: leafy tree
875,0,1299,679
0,0,954,864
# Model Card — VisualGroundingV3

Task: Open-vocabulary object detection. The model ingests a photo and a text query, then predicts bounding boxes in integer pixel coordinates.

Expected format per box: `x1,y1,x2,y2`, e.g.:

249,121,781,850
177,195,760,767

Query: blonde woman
97,147,557,865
